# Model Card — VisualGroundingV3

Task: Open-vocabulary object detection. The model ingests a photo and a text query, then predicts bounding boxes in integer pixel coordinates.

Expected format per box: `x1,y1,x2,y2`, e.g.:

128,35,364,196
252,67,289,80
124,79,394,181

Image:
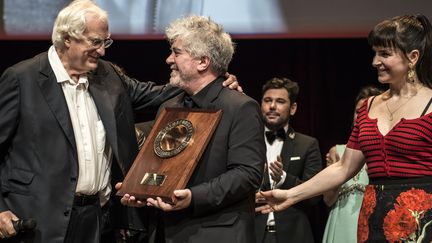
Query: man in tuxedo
255,77,322,243
120,15,266,243
0,1,239,242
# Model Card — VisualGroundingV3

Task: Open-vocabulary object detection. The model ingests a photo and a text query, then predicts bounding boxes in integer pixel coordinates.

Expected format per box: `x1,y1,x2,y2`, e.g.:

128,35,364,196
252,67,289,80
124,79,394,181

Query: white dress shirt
48,46,112,206
264,126,288,226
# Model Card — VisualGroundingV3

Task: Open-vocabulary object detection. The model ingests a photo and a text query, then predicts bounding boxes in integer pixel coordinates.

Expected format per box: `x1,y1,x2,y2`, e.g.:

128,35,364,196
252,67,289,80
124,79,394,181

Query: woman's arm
322,145,341,207
256,147,365,213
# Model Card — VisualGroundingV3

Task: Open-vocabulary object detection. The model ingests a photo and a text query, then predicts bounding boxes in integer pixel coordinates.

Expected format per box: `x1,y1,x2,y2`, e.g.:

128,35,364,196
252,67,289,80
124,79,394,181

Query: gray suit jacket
154,78,266,243
0,52,179,243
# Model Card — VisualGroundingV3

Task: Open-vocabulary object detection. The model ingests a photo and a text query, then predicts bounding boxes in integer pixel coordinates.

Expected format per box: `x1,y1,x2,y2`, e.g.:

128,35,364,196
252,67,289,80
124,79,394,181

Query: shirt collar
188,77,224,108
48,45,89,90
264,126,288,133
264,125,296,140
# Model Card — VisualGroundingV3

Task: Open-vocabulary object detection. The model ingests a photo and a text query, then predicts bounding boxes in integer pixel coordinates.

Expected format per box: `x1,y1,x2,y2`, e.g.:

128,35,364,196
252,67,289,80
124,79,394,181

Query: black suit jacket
0,52,179,243
153,78,266,243
255,127,322,243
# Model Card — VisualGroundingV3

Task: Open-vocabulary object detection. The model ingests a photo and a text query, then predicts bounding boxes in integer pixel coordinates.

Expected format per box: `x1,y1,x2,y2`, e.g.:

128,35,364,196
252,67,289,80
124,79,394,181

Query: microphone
12,218,37,232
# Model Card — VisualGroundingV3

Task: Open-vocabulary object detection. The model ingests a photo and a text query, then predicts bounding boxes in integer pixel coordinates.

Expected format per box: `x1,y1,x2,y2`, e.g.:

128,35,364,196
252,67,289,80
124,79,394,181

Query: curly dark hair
262,77,299,103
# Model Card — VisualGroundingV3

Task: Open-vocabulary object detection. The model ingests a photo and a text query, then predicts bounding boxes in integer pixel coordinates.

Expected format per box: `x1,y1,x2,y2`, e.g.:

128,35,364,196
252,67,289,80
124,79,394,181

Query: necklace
385,86,423,121
386,99,411,121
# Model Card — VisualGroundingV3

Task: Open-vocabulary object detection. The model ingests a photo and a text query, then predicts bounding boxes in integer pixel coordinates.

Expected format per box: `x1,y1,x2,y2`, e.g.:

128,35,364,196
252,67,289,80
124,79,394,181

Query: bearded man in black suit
119,15,266,243
255,77,323,243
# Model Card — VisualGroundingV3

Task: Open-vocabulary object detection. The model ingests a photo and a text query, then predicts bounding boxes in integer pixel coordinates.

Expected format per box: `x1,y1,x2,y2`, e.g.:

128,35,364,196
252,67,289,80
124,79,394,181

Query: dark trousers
64,197,102,243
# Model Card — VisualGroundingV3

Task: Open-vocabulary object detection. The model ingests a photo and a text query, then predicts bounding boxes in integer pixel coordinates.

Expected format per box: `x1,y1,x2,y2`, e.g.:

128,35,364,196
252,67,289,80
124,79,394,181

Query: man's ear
197,56,210,71
64,36,71,48
290,102,297,116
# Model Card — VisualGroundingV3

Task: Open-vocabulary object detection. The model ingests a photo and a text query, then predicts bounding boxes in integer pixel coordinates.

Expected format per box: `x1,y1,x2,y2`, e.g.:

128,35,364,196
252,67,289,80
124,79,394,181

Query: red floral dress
358,181,432,243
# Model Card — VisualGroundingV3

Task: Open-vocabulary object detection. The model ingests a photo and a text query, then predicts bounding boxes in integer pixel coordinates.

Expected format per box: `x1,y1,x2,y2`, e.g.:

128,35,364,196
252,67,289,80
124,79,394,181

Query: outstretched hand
255,189,293,214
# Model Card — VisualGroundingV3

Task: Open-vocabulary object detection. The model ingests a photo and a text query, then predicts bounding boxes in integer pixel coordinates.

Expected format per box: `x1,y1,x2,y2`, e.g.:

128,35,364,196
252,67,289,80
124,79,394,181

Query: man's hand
222,72,243,93
146,189,192,212
269,155,284,185
116,182,146,207
0,210,18,239
325,146,339,167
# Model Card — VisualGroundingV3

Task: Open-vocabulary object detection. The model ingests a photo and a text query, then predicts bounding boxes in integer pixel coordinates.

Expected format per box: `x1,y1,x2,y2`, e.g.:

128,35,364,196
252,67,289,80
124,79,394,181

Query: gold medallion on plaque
154,119,194,158
140,119,194,187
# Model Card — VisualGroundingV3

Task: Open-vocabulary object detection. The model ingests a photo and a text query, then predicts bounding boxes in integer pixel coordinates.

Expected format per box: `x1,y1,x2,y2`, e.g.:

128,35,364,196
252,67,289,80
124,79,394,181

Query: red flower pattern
358,185,377,243
383,205,417,242
382,188,432,242
396,188,432,213
359,187,432,242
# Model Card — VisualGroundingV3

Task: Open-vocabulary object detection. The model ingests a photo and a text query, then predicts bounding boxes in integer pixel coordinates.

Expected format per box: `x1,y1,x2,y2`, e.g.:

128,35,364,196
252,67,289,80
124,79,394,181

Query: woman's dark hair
351,86,383,127
355,85,383,105
368,14,432,87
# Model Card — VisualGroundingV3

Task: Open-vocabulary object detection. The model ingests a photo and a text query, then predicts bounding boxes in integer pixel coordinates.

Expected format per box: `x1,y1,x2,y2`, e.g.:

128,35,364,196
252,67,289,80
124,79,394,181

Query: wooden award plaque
117,108,222,203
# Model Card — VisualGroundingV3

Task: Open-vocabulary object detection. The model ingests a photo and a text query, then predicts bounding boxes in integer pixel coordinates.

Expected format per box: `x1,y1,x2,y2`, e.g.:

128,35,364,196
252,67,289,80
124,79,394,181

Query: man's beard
263,115,289,131
169,76,183,87
169,70,193,88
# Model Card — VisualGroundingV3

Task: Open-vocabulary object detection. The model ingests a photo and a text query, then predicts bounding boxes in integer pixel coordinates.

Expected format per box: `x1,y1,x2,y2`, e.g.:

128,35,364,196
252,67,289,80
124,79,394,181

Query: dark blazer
0,52,179,243
255,127,322,243
154,78,266,243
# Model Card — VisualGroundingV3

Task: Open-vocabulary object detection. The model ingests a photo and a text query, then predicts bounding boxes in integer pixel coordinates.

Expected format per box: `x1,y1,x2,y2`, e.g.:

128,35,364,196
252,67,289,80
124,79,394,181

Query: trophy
117,107,222,203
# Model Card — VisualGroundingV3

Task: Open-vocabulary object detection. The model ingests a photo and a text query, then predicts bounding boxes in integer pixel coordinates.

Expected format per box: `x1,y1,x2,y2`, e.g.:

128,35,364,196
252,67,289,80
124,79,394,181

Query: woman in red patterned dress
256,14,432,242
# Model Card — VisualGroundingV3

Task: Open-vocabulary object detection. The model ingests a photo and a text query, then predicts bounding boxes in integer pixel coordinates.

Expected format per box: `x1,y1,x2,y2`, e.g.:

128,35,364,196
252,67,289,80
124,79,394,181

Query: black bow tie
265,129,286,144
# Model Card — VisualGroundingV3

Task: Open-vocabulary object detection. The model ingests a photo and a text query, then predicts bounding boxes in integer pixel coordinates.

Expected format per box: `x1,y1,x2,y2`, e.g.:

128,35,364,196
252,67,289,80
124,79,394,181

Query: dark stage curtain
0,38,381,242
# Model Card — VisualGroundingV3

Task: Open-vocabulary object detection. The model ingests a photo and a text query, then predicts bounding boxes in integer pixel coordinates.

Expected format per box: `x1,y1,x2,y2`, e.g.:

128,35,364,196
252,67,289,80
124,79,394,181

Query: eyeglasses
83,36,113,49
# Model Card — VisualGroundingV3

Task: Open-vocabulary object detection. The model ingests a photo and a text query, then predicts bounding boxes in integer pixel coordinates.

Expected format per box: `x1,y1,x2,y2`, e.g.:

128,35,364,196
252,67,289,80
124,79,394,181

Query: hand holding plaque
117,108,222,204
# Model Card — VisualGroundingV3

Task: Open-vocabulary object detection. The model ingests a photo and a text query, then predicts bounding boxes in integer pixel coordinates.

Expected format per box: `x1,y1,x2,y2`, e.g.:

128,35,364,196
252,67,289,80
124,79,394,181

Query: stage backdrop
1,0,431,39
0,38,380,156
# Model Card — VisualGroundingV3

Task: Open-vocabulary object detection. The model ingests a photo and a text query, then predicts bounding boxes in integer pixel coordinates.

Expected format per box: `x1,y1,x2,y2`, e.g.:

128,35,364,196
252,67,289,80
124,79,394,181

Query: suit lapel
194,77,224,109
160,77,224,112
156,92,184,117
36,53,77,156
281,127,295,170
261,163,272,191
165,93,184,108
88,70,119,160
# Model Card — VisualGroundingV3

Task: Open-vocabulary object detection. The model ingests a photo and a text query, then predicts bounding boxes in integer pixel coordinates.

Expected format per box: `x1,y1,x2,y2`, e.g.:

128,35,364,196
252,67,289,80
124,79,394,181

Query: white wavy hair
166,15,235,76
52,0,108,50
